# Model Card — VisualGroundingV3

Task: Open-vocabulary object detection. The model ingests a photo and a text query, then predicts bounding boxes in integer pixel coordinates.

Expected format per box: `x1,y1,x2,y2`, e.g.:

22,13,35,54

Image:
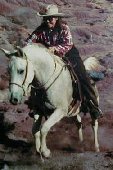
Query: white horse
1,44,101,157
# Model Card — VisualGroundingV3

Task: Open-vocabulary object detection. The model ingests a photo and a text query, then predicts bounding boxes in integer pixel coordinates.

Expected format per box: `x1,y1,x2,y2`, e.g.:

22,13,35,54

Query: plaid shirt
25,23,73,56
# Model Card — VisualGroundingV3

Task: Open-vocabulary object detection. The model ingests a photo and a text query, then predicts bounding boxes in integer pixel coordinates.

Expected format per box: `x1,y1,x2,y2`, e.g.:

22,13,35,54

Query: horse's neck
24,45,55,85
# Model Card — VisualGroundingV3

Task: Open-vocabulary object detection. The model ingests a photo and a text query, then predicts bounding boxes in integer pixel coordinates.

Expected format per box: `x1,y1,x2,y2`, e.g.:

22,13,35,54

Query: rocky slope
0,0,113,169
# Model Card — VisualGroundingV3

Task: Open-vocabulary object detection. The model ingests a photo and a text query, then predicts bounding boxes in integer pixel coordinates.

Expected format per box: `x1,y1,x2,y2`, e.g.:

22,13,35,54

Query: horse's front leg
75,115,83,142
32,114,42,153
40,108,67,158
92,119,100,152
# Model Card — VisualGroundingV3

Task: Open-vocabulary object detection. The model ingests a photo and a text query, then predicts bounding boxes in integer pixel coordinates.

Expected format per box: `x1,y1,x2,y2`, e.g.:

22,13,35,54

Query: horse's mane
27,43,47,50
36,43,46,48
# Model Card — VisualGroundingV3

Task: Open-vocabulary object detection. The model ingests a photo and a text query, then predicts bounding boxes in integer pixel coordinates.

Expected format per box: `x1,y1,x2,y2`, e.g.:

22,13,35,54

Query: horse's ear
0,48,12,58
15,46,24,58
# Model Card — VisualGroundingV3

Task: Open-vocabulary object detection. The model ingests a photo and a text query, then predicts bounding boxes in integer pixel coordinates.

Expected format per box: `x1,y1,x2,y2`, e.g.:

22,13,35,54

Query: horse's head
1,47,34,104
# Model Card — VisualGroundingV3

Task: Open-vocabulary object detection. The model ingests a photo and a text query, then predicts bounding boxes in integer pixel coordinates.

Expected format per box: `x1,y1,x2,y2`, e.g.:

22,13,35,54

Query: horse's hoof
42,148,51,158
35,145,40,154
95,148,100,152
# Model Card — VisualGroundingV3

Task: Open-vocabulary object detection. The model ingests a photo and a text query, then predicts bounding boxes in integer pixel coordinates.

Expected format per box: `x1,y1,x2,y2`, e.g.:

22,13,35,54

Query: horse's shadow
0,112,32,152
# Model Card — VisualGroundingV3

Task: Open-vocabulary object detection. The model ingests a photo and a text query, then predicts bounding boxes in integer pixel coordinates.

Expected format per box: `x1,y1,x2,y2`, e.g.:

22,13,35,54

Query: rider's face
44,16,58,28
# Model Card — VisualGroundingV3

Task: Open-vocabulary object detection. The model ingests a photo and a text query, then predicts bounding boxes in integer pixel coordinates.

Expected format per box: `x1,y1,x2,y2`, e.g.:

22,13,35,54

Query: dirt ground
0,151,113,170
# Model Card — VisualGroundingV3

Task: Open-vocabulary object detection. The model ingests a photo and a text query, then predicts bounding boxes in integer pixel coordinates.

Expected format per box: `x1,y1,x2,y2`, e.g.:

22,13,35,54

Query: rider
25,4,103,119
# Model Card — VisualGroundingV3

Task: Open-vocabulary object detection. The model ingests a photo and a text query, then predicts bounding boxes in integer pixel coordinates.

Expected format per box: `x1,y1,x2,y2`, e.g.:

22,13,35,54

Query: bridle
9,82,26,96
9,54,29,96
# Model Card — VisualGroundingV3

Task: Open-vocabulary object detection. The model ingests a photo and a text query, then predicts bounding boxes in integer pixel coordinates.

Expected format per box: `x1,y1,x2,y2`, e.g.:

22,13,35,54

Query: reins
31,59,57,91
31,64,65,91
45,64,65,91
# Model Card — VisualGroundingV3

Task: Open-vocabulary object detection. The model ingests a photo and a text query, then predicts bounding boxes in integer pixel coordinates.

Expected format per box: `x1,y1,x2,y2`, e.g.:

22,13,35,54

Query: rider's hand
49,47,56,54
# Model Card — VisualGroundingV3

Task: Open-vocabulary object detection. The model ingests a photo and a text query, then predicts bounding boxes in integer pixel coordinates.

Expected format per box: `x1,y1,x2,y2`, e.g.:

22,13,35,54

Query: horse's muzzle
10,93,21,105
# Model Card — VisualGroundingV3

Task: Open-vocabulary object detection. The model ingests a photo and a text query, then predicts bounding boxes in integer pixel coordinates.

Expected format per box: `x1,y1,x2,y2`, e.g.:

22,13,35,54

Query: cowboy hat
37,4,64,17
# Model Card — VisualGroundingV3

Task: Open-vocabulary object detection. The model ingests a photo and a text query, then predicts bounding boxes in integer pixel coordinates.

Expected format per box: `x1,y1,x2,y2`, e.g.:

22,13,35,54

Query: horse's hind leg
92,119,100,152
40,108,66,158
33,115,42,153
75,115,83,142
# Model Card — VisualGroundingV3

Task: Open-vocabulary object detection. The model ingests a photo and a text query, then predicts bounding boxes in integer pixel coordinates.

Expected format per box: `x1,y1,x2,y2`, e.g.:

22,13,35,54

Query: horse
1,43,102,158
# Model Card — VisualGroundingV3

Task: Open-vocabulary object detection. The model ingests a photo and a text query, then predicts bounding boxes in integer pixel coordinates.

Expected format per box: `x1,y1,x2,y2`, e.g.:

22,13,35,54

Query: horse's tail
84,57,102,71
83,57,106,81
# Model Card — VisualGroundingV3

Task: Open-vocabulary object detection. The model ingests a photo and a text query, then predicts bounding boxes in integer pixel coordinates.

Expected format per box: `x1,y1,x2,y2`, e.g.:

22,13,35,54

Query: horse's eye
18,69,24,74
